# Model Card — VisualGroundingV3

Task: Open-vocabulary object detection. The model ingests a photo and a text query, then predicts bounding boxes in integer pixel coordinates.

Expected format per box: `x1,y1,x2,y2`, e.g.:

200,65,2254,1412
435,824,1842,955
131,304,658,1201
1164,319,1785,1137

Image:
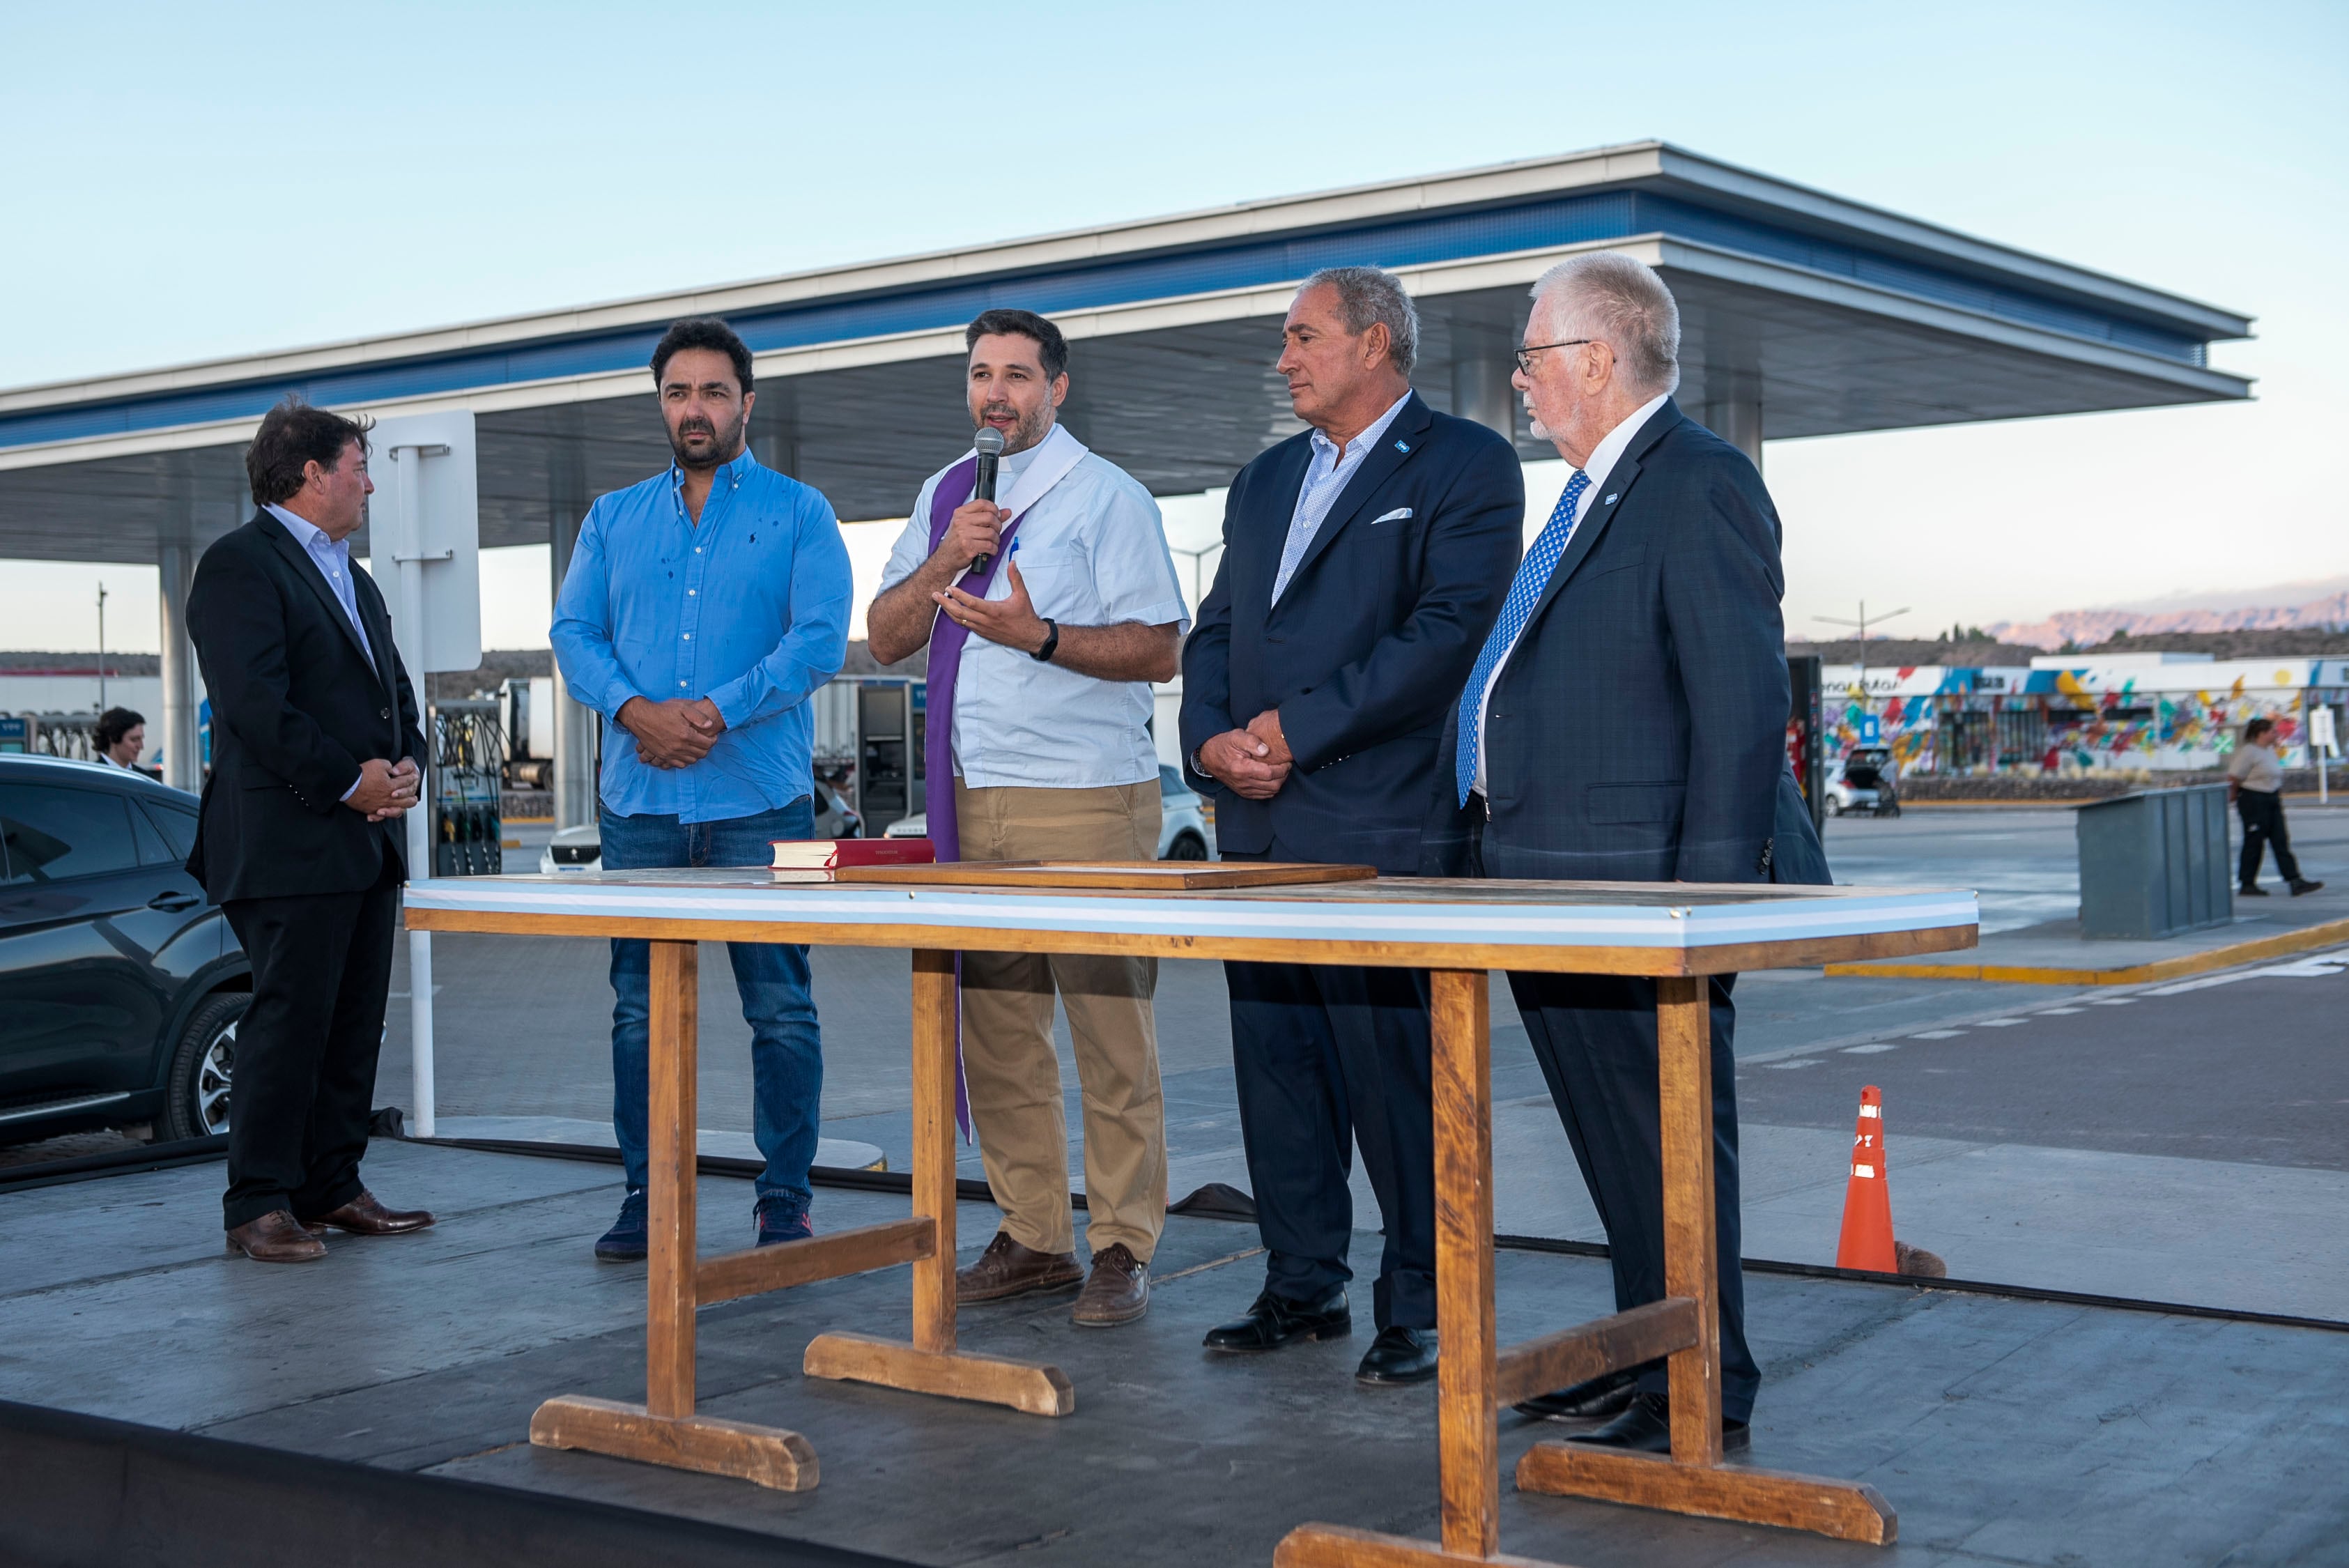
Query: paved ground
6,1141,2345,1568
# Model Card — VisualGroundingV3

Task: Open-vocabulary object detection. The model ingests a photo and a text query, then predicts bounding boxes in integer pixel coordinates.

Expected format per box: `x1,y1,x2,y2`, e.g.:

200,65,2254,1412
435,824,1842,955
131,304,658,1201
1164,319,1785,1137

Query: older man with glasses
1424,251,1830,1452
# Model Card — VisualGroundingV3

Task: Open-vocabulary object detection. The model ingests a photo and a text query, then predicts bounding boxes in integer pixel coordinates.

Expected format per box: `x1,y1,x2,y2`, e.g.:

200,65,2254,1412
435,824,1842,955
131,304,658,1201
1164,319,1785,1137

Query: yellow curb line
1824,916,2349,987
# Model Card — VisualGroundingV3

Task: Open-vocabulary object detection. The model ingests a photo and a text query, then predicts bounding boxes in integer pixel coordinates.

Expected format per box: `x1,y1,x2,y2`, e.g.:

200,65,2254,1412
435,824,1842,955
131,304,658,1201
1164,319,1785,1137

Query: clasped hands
1199,709,1293,800
617,695,728,770
344,757,421,822
930,500,1051,656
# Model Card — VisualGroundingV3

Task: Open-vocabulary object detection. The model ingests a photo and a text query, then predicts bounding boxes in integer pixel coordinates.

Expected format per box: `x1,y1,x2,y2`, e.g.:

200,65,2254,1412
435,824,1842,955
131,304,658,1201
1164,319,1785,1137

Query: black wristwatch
1031,617,1061,663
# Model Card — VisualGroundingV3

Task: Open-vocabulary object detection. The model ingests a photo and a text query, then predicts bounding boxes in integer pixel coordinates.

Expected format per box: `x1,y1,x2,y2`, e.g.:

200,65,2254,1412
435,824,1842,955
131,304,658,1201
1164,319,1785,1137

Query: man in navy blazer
1424,252,1829,1451
1181,267,1522,1385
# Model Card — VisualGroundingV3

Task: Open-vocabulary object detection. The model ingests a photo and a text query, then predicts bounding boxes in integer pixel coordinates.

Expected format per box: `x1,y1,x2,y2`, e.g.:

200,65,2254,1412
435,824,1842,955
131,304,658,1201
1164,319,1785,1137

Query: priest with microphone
868,308,1189,1329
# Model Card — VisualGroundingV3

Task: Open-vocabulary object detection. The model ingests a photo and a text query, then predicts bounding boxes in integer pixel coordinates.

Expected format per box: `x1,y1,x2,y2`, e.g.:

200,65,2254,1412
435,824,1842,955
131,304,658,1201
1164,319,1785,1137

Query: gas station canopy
0,139,2251,564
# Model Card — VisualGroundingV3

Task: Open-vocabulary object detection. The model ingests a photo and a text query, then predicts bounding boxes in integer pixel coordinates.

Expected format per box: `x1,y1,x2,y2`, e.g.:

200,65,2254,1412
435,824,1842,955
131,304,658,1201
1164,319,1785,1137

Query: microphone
970,426,1006,574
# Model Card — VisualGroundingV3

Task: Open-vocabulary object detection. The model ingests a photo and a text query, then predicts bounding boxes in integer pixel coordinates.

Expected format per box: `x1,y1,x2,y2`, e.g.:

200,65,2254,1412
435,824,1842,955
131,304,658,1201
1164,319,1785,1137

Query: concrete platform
4,1140,2344,1567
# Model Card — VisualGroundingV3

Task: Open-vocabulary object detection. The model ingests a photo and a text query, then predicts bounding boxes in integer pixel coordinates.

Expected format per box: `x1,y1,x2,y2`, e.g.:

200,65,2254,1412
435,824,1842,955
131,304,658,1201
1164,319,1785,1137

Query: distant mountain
1990,578,2349,650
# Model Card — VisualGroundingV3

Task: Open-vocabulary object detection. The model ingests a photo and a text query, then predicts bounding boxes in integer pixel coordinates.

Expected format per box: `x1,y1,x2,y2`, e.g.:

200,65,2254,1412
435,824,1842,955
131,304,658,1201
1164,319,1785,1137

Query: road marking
1974,1017,2028,1027
2088,997,2138,1006
1766,1058,1822,1070
2038,1006,2087,1015
1842,1044,1900,1054
1909,1029,1966,1039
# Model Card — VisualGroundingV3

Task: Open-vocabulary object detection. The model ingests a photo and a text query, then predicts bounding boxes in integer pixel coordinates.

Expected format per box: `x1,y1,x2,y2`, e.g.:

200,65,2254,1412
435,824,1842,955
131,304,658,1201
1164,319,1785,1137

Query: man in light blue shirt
551,316,852,1258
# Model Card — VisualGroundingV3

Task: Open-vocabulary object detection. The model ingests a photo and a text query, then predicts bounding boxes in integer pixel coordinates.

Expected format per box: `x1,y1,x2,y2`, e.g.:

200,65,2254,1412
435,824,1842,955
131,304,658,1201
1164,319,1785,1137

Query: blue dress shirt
551,449,852,824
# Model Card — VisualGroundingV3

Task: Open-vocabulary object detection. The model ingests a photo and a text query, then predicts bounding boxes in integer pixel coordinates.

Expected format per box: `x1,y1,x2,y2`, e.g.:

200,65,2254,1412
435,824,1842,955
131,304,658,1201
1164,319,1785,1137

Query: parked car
1826,746,1901,817
0,755,251,1145
539,779,862,874
883,764,1216,860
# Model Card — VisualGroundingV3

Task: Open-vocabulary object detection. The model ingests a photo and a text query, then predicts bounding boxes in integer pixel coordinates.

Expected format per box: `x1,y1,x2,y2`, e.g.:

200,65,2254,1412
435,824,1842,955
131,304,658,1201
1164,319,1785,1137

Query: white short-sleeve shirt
881,440,1189,790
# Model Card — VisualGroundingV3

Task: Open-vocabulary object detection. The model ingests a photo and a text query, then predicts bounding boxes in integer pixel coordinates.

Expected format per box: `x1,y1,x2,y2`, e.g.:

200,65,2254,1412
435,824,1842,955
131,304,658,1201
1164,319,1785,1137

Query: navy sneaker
755,1194,813,1247
594,1187,648,1262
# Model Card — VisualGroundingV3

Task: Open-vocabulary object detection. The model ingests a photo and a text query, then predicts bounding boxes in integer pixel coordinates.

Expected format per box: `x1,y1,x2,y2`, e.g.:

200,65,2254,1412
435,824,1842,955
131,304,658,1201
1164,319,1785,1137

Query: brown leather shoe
226,1210,327,1263
1070,1243,1149,1327
955,1231,1081,1304
302,1190,435,1236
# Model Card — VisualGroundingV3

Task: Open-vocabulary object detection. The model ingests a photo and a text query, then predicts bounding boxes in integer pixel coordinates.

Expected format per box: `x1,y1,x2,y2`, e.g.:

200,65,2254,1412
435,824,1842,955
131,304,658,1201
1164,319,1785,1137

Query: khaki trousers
955,778,1166,1261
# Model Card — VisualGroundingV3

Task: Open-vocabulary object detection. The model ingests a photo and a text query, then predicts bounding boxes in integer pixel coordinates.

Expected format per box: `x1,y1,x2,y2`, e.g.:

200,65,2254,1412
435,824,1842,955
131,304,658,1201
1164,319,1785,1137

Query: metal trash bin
2075,785,2233,940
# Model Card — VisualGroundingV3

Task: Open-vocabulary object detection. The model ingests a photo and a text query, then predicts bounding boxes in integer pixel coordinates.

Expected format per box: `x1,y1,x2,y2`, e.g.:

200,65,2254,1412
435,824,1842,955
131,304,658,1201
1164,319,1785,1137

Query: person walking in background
93,707,158,778
866,308,1187,1328
1424,252,1831,1451
187,398,433,1263
551,316,853,1261
1180,266,1523,1385
2230,717,2321,896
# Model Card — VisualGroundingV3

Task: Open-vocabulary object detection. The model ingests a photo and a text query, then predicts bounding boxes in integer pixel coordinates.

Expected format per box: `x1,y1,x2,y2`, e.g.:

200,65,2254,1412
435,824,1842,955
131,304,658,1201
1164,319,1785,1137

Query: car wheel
1165,831,1208,861
163,992,247,1142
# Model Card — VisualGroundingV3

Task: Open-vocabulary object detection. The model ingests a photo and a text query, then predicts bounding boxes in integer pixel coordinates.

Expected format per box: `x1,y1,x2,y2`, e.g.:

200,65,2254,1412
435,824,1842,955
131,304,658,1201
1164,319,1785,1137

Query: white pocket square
1371,506,1413,524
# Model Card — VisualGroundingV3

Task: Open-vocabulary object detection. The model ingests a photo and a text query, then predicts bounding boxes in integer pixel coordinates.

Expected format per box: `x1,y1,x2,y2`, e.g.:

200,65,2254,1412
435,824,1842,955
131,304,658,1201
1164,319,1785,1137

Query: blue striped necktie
1455,469,1591,806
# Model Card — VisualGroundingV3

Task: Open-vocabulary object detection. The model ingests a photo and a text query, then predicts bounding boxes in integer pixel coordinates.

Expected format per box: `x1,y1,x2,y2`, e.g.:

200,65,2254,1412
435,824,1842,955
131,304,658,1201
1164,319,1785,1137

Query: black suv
0,754,249,1144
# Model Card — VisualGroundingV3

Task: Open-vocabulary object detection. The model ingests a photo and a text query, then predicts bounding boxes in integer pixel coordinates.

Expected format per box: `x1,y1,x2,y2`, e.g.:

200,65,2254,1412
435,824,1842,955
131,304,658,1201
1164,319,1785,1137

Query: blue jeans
601,799,822,1206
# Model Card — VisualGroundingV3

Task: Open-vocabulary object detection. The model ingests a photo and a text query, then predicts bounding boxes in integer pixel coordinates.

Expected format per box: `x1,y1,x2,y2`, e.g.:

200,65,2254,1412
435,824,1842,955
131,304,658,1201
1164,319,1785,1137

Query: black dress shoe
1514,1366,1639,1421
1566,1391,1748,1454
1202,1286,1350,1352
1355,1325,1440,1385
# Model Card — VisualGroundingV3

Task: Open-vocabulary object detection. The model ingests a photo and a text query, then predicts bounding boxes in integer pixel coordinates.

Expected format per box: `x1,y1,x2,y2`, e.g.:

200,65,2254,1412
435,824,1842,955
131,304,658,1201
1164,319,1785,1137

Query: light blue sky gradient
3,1,2342,650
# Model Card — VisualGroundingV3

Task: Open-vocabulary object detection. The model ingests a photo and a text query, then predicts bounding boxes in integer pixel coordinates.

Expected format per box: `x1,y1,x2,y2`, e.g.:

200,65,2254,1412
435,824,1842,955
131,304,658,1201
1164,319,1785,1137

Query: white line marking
1975,1017,2028,1027
1909,1029,1966,1039
1767,1059,1822,1070
2037,1006,2086,1015
1843,1044,1900,1054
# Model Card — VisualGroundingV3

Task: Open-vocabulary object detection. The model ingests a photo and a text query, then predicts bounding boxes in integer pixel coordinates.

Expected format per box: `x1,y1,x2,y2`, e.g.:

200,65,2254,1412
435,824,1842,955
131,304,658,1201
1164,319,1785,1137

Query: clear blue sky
3,1,2343,650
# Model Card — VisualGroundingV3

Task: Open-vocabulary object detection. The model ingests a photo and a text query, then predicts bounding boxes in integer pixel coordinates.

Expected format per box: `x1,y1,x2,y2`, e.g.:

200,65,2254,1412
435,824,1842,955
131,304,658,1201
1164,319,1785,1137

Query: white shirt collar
265,502,341,553
1576,392,1672,493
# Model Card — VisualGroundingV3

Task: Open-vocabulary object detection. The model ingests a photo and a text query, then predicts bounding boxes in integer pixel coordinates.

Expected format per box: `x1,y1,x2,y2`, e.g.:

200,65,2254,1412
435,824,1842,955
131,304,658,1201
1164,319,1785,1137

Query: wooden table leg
1656,974,1723,1466
647,937,700,1419
532,939,819,1490
1278,968,1515,1568
1514,973,1897,1546
803,947,1072,1416
1433,968,1499,1559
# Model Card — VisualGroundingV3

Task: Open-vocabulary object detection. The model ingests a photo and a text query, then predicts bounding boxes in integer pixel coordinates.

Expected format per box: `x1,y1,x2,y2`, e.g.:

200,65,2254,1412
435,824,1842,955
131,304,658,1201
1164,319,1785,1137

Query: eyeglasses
1514,339,1597,375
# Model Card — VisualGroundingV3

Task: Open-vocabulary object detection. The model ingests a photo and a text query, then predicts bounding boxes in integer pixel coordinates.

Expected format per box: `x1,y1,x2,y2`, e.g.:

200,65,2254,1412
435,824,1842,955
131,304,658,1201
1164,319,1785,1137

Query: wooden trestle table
403,864,1976,1564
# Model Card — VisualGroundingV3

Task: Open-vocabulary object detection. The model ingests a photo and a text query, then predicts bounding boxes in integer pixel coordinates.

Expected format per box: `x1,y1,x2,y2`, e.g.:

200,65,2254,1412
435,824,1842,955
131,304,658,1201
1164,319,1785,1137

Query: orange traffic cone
1835,1085,1898,1273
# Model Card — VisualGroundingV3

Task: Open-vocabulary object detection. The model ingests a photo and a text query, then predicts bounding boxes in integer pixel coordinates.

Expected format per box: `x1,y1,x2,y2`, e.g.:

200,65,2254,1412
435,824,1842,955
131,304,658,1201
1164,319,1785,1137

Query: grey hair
1300,265,1419,377
1530,252,1681,396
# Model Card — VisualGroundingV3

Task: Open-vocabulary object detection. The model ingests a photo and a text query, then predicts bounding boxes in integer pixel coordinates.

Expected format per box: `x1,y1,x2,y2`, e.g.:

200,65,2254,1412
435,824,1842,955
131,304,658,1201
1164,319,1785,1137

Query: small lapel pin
1394,439,1410,453
1604,494,1617,505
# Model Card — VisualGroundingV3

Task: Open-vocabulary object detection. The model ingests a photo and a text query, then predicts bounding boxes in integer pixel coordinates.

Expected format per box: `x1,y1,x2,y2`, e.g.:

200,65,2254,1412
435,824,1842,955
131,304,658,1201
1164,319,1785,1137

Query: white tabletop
405,870,1977,967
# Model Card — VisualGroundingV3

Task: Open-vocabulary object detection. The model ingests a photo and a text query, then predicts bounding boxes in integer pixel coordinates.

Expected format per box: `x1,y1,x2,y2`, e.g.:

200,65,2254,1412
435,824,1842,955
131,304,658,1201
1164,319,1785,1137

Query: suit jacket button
380,707,391,719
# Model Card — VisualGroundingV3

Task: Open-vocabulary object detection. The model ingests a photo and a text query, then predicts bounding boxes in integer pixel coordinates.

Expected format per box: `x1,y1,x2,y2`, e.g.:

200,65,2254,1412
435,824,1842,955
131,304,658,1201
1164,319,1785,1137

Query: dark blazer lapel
1275,392,1431,604
257,509,383,682
1521,400,1685,629
353,568,402,701
1244,439,1315,615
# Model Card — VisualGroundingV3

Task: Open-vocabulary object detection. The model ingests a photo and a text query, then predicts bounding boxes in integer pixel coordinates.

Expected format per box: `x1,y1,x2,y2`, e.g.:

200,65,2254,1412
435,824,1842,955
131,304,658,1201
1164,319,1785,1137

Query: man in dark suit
187,397,437,1263
1180,266,1522,1385
1426,252,1829,1450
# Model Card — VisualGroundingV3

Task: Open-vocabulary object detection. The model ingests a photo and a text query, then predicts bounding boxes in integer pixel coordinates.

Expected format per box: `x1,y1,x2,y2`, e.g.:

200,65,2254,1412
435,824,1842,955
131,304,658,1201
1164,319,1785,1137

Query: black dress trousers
1503,968,1762,1423
217,856,402,1231
1224,854,1438,1330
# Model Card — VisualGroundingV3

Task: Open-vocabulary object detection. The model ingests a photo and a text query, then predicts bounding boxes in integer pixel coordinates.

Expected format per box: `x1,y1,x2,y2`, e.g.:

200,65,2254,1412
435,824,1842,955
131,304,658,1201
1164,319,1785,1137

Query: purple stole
921,456,1032,1139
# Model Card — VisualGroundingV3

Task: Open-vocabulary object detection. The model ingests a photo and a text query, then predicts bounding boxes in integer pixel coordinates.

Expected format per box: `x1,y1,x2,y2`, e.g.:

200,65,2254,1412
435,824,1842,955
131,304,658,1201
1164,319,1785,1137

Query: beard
978,399,1055,456
667,406,750,470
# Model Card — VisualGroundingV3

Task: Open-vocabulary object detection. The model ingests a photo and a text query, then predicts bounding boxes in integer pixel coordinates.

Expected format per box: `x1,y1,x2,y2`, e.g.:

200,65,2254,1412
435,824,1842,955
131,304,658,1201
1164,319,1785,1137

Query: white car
884,764,1215,860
